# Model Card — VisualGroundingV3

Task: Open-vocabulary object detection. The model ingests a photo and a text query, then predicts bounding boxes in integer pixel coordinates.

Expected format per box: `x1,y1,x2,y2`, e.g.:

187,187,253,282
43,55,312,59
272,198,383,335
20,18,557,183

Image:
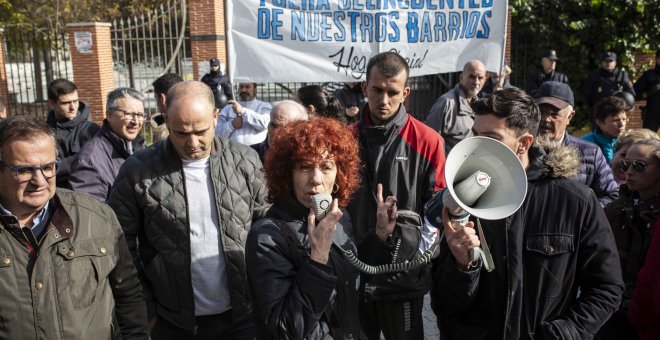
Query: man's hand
307,199,342,265
229,100,243,115
345,106,359,118
231,115,243,129
375,183,398,241
442,207,480,270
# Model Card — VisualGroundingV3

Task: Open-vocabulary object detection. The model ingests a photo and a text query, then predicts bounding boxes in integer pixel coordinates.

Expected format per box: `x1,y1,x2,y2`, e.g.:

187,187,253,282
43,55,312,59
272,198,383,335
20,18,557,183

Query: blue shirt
582,129,617,164
0,201,52,240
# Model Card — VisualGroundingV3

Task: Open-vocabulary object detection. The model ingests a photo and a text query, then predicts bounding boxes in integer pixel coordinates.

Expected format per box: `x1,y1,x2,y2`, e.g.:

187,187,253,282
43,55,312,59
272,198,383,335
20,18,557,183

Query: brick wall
0,29,9,116
66,23,115,125
628,51,657,130
189,0,227,79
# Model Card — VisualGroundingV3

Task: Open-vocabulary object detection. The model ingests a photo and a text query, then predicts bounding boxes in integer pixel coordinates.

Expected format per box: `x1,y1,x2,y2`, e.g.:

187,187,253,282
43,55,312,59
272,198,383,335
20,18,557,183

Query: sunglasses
619,159,651,173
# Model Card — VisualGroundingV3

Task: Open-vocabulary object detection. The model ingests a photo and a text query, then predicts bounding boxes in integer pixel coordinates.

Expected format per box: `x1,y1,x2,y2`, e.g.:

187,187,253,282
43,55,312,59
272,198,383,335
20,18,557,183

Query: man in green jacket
108,81,270,339
0,115,148,339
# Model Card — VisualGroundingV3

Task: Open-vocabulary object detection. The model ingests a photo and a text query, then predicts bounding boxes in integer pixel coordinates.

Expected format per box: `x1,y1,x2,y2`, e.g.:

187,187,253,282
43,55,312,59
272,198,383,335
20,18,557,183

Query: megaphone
425,137,528,271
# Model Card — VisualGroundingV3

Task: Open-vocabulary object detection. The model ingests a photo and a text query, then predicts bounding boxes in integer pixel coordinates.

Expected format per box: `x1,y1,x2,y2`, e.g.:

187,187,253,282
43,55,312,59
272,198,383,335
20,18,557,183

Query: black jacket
69,120,145,201
525,69,569,94
246,197,360,339
107,137,269,332
347,105,446,301
633,65,660,130
580,67,636,109
201,71,233,108
47,101,101,188
431,142,624,340
564,133,619,206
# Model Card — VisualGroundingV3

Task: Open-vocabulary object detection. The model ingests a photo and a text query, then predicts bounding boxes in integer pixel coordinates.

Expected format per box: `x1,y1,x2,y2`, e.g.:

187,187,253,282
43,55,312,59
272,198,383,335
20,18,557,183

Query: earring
332,184,339,193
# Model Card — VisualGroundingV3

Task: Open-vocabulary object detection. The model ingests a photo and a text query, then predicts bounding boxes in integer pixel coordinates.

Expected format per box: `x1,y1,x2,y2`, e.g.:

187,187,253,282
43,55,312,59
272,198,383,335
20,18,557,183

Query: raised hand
375,183,398,241
442,207,480,270
307,198,342,265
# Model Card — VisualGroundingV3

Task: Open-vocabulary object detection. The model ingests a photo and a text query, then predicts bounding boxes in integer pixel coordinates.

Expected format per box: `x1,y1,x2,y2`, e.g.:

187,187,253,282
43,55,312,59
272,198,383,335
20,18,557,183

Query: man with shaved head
425,59,487,154
250,99,308,162
108,81,269,339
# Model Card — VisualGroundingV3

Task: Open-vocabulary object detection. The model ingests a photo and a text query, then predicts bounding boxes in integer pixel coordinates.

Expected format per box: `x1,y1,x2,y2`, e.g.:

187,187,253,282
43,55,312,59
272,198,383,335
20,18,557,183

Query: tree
509,0,658,126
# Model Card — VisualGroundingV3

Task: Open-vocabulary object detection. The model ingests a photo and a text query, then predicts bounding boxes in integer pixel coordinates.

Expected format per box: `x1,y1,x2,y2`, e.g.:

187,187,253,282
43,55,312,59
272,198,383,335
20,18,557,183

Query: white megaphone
424,137,528,271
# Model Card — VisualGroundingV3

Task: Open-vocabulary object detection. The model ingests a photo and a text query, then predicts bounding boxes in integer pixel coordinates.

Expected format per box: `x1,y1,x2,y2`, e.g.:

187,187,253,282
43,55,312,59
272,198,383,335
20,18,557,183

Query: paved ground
422,293,440,339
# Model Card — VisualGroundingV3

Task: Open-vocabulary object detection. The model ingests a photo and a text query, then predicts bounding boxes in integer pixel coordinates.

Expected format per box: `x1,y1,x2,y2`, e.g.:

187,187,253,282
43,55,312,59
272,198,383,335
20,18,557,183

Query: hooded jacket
564,132,619,206
246,197,361,339
107,137,269,332
69,120,146,201
431,142,624,340
46,101,101,188
0,190,148,339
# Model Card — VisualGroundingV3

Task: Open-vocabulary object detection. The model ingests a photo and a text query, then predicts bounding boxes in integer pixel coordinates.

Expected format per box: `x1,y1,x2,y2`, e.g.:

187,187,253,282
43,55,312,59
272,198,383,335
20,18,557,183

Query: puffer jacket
431,142,624,340
107,137,269,332
46,101,101,188
564,132,619,206
347,105,446,301
69,120,145,201
0,190,148,339
246,197,361,339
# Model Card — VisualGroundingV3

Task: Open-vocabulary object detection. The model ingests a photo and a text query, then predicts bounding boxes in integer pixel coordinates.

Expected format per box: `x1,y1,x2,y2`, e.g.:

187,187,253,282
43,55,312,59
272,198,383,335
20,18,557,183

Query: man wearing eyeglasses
69,88,146,201
533,81,619,206
0,115,148,339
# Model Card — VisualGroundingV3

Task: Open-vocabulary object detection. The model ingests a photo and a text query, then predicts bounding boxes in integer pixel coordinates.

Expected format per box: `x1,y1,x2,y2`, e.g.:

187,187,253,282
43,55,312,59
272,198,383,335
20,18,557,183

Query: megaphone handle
450,216,481,264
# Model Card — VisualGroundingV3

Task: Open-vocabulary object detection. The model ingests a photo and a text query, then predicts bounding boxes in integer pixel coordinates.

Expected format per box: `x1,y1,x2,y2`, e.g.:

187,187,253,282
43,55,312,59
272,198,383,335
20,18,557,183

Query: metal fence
2,24,72,118
112,0,191,115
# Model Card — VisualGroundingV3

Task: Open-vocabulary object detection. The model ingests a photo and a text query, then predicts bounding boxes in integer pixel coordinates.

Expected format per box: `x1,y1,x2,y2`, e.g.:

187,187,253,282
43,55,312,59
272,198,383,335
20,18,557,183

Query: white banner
227,0,508,82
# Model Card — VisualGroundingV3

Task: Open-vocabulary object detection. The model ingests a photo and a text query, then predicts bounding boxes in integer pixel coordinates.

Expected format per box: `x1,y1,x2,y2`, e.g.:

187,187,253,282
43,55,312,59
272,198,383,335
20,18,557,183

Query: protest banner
227,0,508,82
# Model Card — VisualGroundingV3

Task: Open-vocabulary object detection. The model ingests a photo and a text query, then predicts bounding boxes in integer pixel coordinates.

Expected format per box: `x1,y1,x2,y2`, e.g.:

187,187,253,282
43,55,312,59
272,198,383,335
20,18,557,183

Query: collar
101,120,144,157
591,128,617,144
360,103,408,129
455,85,474,112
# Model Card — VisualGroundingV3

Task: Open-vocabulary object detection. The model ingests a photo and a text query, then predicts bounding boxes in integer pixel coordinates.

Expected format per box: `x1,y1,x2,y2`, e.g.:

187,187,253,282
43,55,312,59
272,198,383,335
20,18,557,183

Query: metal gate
111,0,191,115
2,24,72,118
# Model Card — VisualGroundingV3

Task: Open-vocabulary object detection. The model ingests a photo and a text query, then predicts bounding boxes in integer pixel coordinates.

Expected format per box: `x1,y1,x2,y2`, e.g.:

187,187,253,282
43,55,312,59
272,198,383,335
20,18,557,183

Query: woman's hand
308,198,342,265
375,183,398,241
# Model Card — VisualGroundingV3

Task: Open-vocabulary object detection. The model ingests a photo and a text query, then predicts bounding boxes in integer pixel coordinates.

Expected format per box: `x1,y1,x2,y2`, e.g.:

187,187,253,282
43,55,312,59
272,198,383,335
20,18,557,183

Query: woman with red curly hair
246,118,397,339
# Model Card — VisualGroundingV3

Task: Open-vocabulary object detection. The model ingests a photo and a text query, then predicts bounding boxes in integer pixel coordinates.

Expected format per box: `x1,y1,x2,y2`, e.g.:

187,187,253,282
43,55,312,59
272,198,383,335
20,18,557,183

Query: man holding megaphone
430,88,624,340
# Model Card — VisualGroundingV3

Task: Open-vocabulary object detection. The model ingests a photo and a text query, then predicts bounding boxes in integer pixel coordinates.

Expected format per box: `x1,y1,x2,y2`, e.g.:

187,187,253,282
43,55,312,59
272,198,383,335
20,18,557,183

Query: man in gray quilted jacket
108,81,270,339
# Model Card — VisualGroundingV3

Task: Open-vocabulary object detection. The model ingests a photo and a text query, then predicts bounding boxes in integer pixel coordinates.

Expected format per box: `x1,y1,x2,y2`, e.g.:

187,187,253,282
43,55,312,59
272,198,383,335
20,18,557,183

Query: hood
528,137,580,180
47,101,92,129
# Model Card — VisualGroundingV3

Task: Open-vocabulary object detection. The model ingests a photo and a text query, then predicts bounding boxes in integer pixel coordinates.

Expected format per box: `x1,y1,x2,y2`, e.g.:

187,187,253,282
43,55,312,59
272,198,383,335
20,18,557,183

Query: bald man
250,99,308,162
424,60,487,154
108,81,269,339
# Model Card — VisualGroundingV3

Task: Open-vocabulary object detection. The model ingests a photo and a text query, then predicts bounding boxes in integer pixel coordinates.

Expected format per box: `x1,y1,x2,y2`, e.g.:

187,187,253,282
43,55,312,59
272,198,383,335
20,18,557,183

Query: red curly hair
264,118,361,207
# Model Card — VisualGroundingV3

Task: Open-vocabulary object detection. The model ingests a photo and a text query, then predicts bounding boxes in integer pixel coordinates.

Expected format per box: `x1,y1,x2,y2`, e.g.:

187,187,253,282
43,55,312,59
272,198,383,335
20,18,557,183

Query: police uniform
580,52,636,118
525,50,570,94
633,51,660,131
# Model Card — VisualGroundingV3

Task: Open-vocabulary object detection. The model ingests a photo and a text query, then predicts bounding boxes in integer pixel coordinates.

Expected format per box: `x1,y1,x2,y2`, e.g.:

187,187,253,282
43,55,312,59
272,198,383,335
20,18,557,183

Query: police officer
580,51,636,119
634,50,660,132
525,50,569,94
201,58,233,109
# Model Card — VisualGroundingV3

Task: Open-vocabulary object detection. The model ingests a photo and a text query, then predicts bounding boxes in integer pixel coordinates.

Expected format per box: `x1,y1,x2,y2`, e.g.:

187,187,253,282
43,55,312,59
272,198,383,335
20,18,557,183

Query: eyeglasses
1,161,59,183
620,159,652,173
111,107,145,121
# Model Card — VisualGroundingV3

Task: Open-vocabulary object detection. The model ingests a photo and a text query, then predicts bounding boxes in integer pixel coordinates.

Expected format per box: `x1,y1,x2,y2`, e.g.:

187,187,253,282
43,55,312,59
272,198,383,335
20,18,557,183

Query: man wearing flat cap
201,58,233,109
580,51,635,120
525,49,569,94
534,81,619,206
634,49,660,132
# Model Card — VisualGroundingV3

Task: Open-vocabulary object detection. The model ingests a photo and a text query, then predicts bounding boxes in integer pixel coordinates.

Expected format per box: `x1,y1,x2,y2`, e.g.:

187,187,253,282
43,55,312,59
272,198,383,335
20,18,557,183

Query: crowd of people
0,48,659,340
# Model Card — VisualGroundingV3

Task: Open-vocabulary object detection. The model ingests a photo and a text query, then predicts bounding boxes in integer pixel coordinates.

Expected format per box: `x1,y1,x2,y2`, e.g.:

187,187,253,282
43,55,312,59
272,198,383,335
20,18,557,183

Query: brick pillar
0,28,10,116
188,0,227,80
66,23,114,125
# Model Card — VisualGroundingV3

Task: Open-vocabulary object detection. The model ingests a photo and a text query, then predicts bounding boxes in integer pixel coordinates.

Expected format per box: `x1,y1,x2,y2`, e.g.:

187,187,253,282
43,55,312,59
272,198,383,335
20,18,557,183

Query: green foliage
510,0,659,128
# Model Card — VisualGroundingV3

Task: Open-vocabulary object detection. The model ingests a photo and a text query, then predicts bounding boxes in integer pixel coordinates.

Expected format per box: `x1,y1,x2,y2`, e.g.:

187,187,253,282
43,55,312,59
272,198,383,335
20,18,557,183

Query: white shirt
215,98,272,146
183,157,231,316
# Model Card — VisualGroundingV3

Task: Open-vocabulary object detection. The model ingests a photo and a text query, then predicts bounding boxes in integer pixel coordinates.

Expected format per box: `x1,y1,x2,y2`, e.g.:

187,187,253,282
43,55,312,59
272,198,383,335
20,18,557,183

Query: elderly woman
611,129,660,183
598,138,660,340
246,118,396,339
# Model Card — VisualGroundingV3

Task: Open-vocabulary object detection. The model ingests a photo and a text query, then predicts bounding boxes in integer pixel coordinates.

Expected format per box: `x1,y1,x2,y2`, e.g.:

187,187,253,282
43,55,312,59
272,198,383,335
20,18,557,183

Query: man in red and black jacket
346,51,446,339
